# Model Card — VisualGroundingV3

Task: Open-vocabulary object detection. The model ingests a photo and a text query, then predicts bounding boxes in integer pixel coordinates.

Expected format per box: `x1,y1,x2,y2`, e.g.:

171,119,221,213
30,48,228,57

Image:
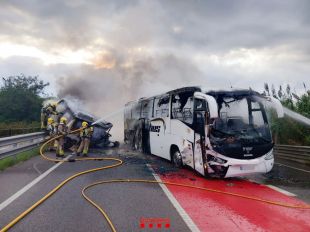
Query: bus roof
166,86,201,95
206,89,263,98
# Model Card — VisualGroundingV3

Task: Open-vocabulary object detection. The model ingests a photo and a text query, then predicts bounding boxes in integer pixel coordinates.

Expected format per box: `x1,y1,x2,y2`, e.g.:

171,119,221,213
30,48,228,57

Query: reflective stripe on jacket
80,127,93,138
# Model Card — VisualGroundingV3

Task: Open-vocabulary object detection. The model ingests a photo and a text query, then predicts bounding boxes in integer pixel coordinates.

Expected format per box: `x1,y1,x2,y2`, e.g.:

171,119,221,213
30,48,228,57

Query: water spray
91,99,140,126
92,108,125,126
283,107,310,127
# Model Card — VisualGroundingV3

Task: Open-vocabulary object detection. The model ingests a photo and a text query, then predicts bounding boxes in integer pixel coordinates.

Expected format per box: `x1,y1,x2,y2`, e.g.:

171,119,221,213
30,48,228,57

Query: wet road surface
0,146,309,231
249,157,310,203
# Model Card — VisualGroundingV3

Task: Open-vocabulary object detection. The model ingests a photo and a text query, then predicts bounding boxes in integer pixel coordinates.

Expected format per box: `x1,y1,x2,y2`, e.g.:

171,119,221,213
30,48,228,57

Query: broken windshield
211,96,272,143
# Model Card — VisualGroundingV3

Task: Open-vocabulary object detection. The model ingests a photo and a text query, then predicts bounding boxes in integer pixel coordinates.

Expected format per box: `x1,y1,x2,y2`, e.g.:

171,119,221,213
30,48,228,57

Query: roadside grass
0,148,39,171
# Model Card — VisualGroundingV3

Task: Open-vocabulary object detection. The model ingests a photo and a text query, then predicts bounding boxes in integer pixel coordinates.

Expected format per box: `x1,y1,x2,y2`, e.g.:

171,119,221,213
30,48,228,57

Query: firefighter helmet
82,121,88,128
47,117,54,124
60,117,67,124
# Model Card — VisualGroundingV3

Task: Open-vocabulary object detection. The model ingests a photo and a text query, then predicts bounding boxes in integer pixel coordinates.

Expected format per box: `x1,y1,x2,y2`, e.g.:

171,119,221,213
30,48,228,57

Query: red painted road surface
156,168,310,232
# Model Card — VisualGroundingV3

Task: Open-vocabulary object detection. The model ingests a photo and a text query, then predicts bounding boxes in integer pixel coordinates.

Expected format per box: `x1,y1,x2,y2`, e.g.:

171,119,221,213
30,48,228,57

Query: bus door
149,94,170,159
193,98,207,175
149,119,166,157
192,92,219,176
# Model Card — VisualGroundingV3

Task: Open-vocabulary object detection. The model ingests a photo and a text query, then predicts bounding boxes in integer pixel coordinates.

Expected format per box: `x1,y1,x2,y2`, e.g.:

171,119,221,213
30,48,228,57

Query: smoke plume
57,52,208,140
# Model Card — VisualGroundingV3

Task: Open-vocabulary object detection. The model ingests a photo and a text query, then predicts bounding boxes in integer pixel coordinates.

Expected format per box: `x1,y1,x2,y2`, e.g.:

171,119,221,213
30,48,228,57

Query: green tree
0,74,49,122
296,91,310,118
266,83,310,145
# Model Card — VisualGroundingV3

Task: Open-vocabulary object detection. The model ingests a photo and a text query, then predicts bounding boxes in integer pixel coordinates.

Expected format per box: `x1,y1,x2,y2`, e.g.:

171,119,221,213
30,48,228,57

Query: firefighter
46,117,55,136
77,121,93,157
41,102,58,129
56,116,68,158
46,117,58,151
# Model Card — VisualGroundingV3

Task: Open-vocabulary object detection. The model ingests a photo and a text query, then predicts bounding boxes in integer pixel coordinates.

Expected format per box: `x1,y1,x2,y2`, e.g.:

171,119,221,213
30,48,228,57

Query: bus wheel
172,150,183,168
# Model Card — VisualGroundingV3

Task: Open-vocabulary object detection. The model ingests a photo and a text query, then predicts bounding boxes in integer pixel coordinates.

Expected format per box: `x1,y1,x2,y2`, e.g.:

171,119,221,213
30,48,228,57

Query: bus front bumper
219,150,274,178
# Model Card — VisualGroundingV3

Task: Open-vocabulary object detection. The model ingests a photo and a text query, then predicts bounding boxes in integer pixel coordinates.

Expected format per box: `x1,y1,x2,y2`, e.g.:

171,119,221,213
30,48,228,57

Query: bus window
171,93,194,124
132,102,142,119
141,99,153,119
154,94,170,118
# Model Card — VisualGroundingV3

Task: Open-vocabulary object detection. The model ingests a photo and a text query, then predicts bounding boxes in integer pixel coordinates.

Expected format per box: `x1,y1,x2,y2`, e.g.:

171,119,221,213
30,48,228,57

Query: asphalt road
0,146,309,231
249,157,310,203
0,147,189,232
0,155,54,204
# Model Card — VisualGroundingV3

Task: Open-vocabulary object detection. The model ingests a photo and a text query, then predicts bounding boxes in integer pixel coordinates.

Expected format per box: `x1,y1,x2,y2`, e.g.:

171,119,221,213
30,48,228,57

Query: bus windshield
211,96,272,144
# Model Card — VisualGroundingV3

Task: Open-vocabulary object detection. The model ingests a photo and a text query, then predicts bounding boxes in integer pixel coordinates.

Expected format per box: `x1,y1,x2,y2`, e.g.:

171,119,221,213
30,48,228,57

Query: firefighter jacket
80,127,93,138
57,123,68,136
46,123,57,136
42,104,57,116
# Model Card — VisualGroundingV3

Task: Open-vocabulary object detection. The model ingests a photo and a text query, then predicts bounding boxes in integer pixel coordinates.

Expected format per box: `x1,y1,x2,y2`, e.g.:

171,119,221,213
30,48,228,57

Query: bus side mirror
194,92,219,118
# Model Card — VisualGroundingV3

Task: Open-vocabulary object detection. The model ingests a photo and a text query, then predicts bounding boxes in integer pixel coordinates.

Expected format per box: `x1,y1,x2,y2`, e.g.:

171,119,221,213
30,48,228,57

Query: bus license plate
240,165,255,171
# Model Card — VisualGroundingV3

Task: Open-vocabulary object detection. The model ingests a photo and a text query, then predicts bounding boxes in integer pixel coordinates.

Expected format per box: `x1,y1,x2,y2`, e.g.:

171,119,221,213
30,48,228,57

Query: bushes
265,83,310,145
0,74,49,123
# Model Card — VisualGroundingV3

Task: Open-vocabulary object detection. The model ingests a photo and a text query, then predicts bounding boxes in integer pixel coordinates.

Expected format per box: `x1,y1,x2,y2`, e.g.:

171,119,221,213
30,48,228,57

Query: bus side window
171,93,194,124
141,99,153,119
154,95,169,118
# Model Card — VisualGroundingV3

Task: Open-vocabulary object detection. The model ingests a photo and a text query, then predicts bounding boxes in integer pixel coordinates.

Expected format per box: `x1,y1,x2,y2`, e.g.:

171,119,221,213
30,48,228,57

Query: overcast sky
1,0,310,117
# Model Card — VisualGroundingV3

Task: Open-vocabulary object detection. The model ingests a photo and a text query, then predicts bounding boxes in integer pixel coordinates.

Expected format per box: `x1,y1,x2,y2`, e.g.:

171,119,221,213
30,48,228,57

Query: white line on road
32,162,42,175
146,164,200,232
0,156,71,212
266,185,297,197
275,162,310,173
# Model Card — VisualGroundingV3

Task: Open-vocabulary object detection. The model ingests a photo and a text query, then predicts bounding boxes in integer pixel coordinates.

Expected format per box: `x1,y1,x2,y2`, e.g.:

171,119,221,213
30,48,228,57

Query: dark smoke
57,53,208,140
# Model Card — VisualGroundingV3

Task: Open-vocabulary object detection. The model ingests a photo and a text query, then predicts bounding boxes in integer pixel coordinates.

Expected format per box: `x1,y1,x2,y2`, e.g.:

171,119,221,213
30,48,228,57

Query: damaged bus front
124,87,283,178
205,90,283,177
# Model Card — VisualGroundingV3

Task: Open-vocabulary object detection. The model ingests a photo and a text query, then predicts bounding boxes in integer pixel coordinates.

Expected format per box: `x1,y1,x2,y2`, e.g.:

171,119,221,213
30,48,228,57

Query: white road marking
0,155,71,212
275,162,310,173
32,162,42,175
266,185,297,197
146,164,200,232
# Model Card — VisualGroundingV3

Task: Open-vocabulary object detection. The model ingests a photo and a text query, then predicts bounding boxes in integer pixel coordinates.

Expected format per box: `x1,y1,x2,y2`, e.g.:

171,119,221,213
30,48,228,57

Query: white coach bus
124,87,284,178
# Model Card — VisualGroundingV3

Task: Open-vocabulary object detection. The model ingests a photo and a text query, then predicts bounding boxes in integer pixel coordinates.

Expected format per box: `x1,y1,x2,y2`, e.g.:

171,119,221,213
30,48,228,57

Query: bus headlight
264,150,274,160
209,155,227,164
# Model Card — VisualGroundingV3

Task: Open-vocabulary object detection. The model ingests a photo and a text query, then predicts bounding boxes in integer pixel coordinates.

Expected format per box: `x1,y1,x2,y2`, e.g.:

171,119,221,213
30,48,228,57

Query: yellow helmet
47,117,54,124
82,121,88,128
60,117,67,124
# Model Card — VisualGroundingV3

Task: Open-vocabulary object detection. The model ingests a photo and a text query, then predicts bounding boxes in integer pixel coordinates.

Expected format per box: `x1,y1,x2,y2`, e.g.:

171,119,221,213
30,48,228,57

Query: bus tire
171,148,183,168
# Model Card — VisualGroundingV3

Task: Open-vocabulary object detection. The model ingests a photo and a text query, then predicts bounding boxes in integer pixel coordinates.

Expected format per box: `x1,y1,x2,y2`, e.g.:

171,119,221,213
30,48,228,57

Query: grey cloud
1,0,309,53
160,0,310,52
1,0,310,138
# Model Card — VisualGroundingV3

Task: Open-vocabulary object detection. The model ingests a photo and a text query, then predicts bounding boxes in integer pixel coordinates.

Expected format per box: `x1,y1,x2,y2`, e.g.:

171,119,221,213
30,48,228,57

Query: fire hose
1,129,310,232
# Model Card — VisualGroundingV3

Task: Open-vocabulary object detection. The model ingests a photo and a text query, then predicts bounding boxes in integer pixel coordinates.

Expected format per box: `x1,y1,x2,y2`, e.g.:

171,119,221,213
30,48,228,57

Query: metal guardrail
274,144,310,165
0,132,46,160
0,132,309,166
